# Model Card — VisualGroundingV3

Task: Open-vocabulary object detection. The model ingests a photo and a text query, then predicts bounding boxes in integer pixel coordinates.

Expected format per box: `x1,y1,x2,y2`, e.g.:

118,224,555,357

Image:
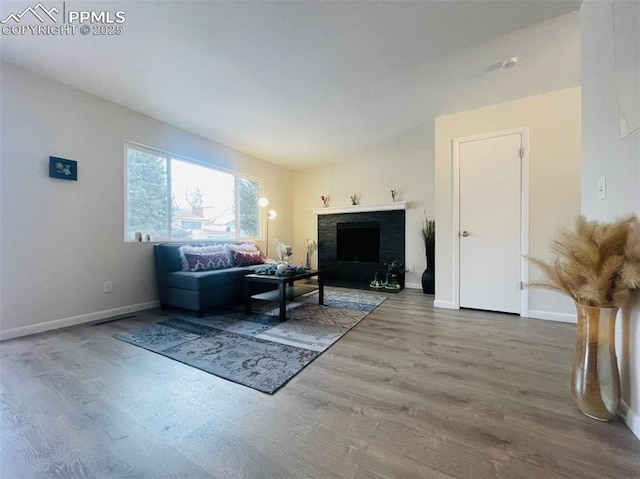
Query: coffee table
244,269,324,321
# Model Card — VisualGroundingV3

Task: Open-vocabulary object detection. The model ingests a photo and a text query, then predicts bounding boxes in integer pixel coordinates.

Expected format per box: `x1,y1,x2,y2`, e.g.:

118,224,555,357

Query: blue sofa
154,242,273,315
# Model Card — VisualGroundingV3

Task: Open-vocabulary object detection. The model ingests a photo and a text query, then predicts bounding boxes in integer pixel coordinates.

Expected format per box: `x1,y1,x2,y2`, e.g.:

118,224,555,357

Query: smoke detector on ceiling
501,57,518,69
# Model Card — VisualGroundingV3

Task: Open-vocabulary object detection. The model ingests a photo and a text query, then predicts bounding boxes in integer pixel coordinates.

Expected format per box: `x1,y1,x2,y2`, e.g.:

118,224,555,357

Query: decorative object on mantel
321,195,329,207
421,213,435,294
350,194,358,206
305,238,316,270
49,156,77,181
391,189,397,201
528,215,640,421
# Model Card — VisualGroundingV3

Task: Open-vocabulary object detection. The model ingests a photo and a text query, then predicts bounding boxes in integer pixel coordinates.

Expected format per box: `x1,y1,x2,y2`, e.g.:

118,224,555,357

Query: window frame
124,142,265,243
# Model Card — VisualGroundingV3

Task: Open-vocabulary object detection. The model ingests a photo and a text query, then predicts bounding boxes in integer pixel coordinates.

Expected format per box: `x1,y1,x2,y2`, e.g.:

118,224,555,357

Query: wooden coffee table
244,269,324,321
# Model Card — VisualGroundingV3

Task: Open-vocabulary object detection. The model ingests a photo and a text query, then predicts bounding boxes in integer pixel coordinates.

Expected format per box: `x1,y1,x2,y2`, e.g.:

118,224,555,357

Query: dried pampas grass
528,215,640,308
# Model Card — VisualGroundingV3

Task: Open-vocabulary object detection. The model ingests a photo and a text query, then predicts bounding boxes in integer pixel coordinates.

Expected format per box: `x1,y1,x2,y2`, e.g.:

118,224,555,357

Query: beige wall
0,63,293,339
292,150,435,288
581,0,640,440
434,87,582,317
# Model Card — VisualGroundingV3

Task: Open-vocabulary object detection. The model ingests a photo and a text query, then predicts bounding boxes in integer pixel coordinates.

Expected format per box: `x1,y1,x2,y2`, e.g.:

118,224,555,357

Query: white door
458,132,522,314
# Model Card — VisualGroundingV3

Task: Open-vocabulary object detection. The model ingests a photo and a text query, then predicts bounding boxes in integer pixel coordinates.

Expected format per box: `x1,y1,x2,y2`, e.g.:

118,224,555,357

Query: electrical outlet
408,264,414,273
104,281,112,293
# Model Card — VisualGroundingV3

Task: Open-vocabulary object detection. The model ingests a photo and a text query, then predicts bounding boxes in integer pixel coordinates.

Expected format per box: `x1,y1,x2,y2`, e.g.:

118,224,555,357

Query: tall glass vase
571,302,620,421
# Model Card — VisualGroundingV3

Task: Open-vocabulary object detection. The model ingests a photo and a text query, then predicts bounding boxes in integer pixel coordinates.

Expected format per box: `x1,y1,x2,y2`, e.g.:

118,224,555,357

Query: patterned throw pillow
184,252,232,272
225,242,268,263
179,245,224,271
231,250,264,267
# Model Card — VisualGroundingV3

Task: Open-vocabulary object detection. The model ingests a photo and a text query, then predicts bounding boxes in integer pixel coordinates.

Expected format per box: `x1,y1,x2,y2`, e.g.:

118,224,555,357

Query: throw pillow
179,245,224,270
225,242,268,263
235,243,259,251
231,250,264,267
184,251,232,272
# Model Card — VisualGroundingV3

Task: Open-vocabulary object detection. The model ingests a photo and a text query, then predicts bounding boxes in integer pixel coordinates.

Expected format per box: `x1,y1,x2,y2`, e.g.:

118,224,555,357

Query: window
181,221,202,230
125,144,262,241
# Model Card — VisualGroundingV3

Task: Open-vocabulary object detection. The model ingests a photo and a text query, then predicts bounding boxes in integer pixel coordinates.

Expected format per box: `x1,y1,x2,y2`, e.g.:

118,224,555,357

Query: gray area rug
114,289,386,393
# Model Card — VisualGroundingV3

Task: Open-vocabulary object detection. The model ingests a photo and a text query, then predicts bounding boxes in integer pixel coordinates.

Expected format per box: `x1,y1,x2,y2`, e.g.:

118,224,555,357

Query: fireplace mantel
313,201,406,216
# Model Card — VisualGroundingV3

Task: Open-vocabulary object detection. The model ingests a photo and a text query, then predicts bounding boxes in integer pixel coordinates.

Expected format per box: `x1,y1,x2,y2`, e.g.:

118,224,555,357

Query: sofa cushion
155,243,185,274
165,267,251,291
231,250,264,267
184,251,232,272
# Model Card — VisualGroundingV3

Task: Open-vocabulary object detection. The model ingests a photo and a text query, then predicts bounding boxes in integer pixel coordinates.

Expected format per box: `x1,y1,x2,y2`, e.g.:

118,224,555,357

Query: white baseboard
404,282,422,290
527,309,577,323
433,300,456,309
0,301,160,341
620,399,640,441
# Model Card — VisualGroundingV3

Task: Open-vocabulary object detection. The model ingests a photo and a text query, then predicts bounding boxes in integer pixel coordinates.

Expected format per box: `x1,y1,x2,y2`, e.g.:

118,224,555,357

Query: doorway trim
451,127,530,316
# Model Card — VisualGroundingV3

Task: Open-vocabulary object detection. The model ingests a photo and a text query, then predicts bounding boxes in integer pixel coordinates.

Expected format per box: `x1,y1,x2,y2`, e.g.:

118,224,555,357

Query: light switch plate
597,176,606,201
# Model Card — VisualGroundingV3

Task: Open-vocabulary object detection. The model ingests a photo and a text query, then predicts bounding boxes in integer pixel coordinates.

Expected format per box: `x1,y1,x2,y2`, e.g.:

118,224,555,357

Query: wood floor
2,289,639,478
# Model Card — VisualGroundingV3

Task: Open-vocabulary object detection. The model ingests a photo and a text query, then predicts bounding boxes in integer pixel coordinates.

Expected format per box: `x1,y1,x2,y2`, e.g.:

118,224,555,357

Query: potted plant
528,215,640,421
383,260,406,289
420,214,435,294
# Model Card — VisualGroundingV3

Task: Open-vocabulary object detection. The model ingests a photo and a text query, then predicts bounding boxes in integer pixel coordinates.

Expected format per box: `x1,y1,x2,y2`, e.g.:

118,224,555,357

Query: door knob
461,231,470,237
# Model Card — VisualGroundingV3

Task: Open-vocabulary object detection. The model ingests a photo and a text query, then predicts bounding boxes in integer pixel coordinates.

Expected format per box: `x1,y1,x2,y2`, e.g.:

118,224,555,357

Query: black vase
421,268,435,294
422,251,436,294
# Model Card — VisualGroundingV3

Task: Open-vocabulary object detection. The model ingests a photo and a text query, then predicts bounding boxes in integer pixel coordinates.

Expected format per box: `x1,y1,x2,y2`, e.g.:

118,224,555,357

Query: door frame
451,127,530,316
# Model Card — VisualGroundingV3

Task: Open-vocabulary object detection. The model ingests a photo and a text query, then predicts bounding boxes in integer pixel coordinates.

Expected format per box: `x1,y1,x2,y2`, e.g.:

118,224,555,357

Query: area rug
114,288,386,394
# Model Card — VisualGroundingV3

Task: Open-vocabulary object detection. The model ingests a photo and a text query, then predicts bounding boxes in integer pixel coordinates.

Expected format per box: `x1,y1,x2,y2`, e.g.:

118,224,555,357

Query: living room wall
0,63,293,339
291,150,435,289
434,87,582,319
581,0,640,440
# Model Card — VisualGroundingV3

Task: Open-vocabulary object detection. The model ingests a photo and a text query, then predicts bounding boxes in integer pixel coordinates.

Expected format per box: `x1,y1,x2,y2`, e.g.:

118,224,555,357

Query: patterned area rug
114,288,386,394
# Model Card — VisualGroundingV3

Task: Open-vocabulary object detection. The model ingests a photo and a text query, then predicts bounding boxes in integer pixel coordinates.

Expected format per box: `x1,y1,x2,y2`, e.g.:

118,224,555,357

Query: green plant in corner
421,213,435,270
420,213,436,294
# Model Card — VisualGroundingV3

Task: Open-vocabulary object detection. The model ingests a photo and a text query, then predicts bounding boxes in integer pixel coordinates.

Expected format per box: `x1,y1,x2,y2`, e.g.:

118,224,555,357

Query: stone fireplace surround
316,203,406,289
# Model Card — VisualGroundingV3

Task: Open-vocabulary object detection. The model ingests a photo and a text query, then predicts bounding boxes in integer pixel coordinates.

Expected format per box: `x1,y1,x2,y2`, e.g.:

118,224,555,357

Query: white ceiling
0,1,582,169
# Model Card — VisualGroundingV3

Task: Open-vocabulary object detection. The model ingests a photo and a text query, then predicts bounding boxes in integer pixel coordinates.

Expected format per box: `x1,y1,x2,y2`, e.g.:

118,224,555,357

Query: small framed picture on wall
49,156,77,181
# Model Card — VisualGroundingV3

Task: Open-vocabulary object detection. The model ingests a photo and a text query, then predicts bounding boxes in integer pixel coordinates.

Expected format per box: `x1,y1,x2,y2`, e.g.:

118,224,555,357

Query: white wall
434,87,582,318
0,62,293,339
581,0,640,440
292,150,434,289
